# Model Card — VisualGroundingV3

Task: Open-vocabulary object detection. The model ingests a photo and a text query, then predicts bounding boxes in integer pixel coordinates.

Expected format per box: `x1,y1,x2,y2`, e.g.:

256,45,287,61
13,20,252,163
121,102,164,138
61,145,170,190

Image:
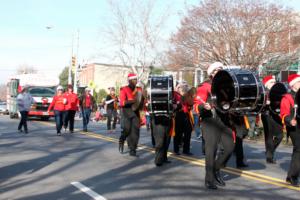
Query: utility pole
68,34,74,85
74,29,80,93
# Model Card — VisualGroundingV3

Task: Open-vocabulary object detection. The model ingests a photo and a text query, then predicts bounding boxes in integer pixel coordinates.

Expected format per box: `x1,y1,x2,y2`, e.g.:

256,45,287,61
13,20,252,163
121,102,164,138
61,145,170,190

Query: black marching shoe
57,132,61,136
286,177,299,187
236,162,249,168
205,181,218,190
183,152,194,156
215,171,226,186
266,158,276,164
129,150,138,157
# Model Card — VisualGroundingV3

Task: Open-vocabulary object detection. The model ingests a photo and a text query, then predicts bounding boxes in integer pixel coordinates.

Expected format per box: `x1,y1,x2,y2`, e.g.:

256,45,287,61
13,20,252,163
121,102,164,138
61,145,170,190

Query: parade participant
173,81,188,155
17,86,34,134
48,86,67,135
79,88,97,132
261,75,283,164
280,74,300,187
119,73,143,157
196,62,235,190
63,84,79,133
105,87,118,132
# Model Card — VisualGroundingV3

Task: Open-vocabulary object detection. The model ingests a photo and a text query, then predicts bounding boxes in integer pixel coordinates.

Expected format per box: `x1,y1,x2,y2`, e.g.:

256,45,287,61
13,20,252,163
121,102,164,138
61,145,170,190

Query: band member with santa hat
119,73,143,157
280,74,300,187
261,75,283,164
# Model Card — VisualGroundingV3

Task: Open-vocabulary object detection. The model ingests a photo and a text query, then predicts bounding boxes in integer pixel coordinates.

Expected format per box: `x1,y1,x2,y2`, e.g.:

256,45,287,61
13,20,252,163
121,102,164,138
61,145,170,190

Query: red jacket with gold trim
119,85,142,108
280,93,295,127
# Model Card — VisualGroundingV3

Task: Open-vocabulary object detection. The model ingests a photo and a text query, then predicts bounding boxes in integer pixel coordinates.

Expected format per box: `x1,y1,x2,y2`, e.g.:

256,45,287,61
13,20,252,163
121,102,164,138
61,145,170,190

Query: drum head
269,82,287,103
211,70,235,111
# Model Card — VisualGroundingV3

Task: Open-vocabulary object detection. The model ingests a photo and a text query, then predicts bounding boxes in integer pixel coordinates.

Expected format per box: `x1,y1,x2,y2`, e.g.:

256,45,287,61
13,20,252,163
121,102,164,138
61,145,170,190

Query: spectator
17,86,34,134
79,88,97,132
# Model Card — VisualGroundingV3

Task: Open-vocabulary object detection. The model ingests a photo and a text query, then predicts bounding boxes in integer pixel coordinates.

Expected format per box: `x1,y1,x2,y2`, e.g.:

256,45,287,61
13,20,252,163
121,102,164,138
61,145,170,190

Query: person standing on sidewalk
48,86,67,136
63,84,79,133
17,86,34,134
79,88,97,132
105,87,118,133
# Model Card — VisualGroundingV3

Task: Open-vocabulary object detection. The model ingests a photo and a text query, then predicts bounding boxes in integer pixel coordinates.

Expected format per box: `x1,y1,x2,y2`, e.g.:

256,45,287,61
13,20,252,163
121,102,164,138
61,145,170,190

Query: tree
0,84,6,101
103,0,171,81
17,64,37,74
168,0,299,71
59,67,74,88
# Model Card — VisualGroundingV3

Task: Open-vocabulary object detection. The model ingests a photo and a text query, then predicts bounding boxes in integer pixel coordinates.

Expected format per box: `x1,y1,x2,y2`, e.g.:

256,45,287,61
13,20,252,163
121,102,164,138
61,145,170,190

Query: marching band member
119,73,143,157
196,62,235,190
105,87,118,132
261,75,283,164
280,74,300,187
173,81,194,156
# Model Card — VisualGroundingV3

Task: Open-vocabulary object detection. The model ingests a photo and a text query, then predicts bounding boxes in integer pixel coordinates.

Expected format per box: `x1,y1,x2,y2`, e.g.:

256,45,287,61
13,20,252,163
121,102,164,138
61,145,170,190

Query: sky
1,0,300,84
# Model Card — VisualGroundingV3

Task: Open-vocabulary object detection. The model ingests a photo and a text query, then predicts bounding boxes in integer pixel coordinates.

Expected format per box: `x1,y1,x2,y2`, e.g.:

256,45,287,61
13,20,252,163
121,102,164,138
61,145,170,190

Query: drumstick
294,104,298,119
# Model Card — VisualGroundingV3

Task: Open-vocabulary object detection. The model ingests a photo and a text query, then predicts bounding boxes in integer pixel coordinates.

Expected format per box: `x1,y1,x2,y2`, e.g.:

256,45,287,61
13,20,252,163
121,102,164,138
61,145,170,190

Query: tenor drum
147,75,173,116
211,69,266,114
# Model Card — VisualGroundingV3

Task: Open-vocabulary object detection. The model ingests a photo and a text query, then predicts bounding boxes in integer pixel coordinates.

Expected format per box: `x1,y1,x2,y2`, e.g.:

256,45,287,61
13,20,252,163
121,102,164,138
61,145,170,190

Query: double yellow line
37,121,300,191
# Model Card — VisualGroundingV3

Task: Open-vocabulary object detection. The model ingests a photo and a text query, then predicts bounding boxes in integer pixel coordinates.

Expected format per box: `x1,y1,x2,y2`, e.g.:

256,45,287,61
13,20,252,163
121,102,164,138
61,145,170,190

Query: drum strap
169,117,176,137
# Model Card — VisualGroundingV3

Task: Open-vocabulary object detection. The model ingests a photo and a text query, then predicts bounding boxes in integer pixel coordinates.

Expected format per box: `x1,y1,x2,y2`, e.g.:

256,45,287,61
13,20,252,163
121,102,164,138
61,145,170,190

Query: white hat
207,62,223,76
56,85,64,91
85,87,91,91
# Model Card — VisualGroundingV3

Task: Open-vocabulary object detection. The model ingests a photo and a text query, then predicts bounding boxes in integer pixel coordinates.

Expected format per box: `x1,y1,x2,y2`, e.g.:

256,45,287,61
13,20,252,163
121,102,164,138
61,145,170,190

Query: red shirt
120,86,142,107
194,82,211,113
280,93,295,125
48,95,66,111
85,95,91,108
64,92,79,111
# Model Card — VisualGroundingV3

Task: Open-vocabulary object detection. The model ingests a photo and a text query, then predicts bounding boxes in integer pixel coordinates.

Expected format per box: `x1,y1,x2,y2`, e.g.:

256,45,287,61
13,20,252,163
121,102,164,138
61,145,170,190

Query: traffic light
72,56,76,67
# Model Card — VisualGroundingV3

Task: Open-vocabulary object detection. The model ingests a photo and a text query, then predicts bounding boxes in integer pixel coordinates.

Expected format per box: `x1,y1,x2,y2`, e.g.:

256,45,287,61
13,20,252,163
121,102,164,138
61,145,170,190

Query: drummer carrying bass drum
261,75,283,164
195,62,235,190
119,73,143,157
280,74,300,187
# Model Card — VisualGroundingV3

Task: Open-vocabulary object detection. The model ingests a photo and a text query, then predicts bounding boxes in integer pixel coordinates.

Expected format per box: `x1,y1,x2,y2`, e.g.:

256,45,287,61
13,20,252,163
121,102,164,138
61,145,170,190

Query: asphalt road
0,115,299,200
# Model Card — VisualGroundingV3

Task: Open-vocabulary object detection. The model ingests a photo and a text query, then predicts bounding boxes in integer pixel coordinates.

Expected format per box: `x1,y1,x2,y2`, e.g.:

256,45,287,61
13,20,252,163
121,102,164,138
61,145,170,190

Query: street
0,115,299,200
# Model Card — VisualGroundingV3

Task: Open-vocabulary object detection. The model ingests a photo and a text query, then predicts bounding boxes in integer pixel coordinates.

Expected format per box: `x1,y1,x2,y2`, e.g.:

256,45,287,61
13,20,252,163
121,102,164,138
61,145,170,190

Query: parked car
0,101,8,114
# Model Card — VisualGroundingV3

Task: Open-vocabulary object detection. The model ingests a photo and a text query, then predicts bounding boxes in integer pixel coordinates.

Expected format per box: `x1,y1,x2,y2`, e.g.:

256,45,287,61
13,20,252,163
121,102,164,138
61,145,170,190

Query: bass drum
147,75,173,116
211,69,266,114
269,82,288,113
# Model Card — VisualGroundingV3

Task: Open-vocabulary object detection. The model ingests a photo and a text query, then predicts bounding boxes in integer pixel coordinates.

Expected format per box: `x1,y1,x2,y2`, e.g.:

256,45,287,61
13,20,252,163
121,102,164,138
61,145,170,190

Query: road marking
71,181,107,200
37,121,300,192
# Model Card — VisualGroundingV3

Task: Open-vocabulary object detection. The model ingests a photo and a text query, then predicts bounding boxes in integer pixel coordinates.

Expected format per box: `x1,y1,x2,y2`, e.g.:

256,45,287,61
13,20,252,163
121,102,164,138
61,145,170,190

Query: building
78,63,150,92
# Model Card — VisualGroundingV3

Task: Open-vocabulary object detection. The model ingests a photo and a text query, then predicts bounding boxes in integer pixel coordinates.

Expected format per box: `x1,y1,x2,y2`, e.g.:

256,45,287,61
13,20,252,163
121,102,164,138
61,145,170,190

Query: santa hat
128,73,138,80
262,75,275,86
207,62,223,76
288,74,300,87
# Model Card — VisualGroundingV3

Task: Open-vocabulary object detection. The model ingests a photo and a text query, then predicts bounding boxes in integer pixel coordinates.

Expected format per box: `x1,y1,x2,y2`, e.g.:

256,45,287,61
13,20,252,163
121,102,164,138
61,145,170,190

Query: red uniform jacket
119,86,142,108
194,82,211,113
48,95,66,112
280,93,295,126
64,92,79,111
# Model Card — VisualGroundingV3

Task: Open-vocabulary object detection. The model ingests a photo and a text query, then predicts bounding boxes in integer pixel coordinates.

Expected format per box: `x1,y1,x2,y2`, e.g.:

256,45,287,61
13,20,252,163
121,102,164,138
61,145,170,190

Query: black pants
151,116,171,166
120,108,140,153
107,109,118,130
54,110,66,133
174,111,193,154
202,117,235,184
235,137,244,166
18,111,28,132
261,113,283,161
64,110,76,131
286,127,300,180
